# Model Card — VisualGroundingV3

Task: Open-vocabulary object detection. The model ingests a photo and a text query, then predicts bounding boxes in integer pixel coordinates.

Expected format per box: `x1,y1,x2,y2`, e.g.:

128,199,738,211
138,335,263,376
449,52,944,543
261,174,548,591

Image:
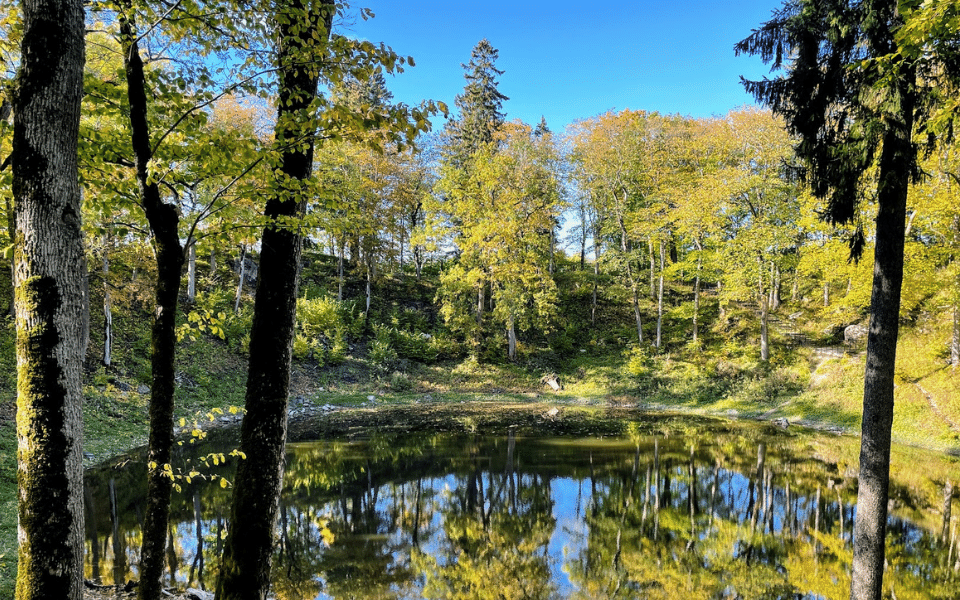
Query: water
83,409,960,599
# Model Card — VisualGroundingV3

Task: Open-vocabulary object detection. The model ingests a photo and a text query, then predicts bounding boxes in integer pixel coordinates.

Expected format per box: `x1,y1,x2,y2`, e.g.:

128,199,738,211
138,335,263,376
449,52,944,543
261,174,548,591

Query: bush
625,346,653,378
369,324,399,372
293,295,350,364
387,370,414,392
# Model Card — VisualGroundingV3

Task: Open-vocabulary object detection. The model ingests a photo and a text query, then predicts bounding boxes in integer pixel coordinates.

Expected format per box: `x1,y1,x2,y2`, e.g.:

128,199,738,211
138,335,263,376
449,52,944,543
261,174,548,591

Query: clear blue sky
346,1,782,132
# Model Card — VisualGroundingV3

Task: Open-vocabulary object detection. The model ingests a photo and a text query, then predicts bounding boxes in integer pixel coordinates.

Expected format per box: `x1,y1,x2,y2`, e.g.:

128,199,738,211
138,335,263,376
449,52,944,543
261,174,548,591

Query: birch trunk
187,242,196,303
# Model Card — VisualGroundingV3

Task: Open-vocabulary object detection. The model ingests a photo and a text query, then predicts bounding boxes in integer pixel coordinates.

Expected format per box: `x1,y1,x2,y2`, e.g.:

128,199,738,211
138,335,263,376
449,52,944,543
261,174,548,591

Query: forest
4,0,960,599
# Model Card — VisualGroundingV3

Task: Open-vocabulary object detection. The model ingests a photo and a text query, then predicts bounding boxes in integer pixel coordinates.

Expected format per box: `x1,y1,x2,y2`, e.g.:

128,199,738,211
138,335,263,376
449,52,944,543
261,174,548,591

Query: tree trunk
507,317,517,361
770,262,781,311
234,243,246,315
476,284,484,327
692,241,702,344
648,237,655,300
187,242,196,303
758,259,769,362
618,216,642,344
656,240,665,350
952,300,959,370
103,232,112,367
365,251,373,313
337,239,345,301
824,280,830,307
209,247,216,276
119,13,186,600
850,75,914,600
760,294,770,362
216,3,332,599
548,225,555,276
13,1,87,597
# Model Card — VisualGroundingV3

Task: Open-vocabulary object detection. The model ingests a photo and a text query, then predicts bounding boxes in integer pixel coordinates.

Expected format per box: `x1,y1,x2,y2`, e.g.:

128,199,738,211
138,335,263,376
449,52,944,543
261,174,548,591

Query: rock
540,373,563,392
185,588,214,600
772,417,789,429
137,384,150,395
844,324,868,344
545,407,560,419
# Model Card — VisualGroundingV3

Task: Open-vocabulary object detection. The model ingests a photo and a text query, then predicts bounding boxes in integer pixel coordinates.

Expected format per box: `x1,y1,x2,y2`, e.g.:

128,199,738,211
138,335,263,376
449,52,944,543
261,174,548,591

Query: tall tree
429,39,510,347
216,4,334,598
736,1,958,596
445,38,508,165
12,0,87,598
216,2,437,597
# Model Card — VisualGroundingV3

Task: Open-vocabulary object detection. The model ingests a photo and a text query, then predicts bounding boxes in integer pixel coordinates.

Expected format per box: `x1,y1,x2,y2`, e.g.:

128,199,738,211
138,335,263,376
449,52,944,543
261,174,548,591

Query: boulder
844,324,868,344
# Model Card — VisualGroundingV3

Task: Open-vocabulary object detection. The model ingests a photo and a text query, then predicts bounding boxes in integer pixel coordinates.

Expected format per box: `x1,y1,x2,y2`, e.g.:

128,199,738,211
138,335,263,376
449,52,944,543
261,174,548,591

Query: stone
844,323,868,344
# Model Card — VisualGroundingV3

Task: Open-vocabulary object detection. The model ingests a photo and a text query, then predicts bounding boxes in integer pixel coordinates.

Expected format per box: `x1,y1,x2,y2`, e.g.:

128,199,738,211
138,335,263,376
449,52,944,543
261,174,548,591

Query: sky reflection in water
83,413,960,599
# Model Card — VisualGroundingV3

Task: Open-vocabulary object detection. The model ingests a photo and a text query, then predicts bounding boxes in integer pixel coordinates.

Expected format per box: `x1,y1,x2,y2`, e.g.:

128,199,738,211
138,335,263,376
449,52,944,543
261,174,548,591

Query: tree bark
656,239,665,350
952,301,959,370
216,2,332,599
850,75,914,600
760,295,770,362
692,240,702,344
13,1,87,597
234,243,246,314
187,242,196,303
102,232,113,367
119,12,186,600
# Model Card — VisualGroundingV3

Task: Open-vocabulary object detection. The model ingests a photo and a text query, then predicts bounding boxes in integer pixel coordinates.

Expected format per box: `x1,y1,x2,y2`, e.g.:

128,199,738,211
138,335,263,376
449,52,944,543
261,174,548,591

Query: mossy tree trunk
118,10,186,600
12,0,87,598
215,2,332,599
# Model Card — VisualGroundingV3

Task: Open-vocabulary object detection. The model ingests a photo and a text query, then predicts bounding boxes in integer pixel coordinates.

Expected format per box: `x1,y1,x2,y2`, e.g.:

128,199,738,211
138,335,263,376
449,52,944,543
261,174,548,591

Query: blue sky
347,1,782,132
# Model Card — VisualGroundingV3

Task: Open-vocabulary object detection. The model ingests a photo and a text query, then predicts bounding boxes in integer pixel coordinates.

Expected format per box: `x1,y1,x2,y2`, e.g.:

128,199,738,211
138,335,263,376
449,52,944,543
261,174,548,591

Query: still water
84,408,960,599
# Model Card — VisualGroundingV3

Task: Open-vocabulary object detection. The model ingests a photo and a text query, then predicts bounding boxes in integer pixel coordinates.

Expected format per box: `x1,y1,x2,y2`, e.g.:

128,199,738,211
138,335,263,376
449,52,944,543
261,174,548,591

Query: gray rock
844,324,868,344
137,384,150,395
185,588,214,600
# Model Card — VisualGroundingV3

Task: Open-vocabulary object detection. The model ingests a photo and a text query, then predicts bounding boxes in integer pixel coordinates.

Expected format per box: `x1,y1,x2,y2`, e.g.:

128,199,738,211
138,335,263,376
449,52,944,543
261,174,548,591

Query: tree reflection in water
83,415,960,599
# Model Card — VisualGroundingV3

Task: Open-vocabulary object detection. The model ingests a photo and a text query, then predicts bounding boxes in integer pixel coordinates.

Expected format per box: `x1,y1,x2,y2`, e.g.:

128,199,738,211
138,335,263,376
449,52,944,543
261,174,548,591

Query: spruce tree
446,38,508,164
736,1,959,597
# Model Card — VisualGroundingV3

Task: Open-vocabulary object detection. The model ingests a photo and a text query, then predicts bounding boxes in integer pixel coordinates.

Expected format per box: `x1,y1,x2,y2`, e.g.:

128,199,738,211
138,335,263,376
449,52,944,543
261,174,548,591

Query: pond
83,404,960,599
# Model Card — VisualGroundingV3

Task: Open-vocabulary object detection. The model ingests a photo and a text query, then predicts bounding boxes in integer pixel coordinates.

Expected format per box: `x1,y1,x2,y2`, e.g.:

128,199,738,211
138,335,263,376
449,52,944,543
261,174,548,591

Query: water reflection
84,413,960,599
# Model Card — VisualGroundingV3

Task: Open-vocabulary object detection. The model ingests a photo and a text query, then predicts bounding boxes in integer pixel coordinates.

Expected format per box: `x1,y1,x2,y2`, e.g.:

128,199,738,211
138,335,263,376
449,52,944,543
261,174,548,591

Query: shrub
293,295,350,364
369,324,399,372
626,346,653,378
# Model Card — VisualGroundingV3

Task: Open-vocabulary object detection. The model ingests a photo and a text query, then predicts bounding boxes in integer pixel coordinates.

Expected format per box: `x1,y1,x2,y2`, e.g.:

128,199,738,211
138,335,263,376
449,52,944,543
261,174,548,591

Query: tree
713,108,799,362
216,2,437,598
12,0,87,598
437,121,561,360
216,4,334,598
736,1,958,596
445,39,508,166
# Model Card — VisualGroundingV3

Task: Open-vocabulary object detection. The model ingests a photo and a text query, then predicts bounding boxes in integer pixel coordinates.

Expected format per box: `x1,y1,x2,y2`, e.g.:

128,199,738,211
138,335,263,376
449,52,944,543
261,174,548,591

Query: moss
14,275,81,597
